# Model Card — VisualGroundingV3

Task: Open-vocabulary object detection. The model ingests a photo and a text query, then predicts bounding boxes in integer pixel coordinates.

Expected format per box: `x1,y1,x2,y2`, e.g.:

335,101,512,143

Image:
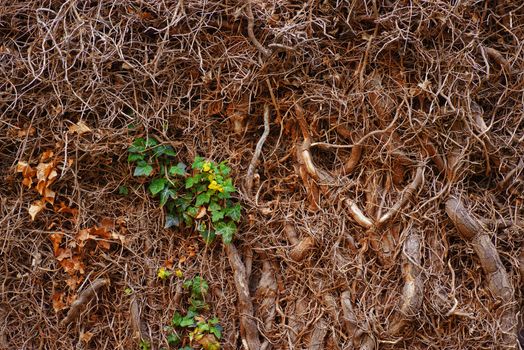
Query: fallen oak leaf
36,162,58,183
16,161,36,188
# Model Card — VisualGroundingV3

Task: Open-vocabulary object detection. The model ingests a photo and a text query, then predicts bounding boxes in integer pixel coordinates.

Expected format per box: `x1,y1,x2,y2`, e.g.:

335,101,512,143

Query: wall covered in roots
0,1,523,349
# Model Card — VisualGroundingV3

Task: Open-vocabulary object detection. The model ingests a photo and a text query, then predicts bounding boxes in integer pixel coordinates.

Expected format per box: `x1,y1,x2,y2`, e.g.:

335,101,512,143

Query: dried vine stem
245,104,270,195
224,244,261,350
61,278,110,325
245,2,270,57
378,167,424,227
445,197,516,345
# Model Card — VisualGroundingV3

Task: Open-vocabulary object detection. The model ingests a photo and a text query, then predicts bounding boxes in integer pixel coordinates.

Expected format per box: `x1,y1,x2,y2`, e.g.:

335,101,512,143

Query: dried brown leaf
29,200,46,221
68,121,92,135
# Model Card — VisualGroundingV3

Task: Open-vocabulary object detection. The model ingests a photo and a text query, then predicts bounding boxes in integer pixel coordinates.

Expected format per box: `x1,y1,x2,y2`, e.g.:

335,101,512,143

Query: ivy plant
128,136,241,244
164,276,222,350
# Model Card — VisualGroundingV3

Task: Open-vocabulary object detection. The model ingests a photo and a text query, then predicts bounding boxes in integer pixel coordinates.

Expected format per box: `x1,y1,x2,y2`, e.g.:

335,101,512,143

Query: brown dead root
61,278,110,326
245,104,271,196
388,231,423,336
341,291,376,350
288,298,308,346
284,224,316,262
308,318,328,350
130,297,149,344
224,243,261,350
445,196,517,346
255,260,277,350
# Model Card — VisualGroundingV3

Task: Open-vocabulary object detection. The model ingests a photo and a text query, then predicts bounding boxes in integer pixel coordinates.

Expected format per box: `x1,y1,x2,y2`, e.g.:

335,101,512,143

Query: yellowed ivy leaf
157,267,172,280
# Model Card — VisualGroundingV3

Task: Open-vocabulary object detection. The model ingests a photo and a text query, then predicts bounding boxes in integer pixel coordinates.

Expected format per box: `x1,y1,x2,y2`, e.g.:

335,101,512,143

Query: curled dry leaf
51,292,67,312
16,161,37,189
29,200,46,221
49,233,63,256
68,121,92,135
80,332,94,344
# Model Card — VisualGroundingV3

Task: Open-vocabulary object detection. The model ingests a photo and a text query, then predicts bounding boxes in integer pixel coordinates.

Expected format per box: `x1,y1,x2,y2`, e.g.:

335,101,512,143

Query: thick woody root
287,298,308,347
225,244,261,350
308,318,328,350
341,291,375,350
284,224,315,262
388,231,423,336
130,297,149,344
445,197,517,346
61,278,110,325
254,260,277,350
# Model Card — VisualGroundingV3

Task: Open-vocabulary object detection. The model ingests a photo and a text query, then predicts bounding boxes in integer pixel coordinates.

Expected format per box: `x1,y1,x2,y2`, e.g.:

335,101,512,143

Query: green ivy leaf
134,161,153,177
211,210,225,222
215,221,237,244
225,203,241,222
185,176,198,189
195,192,211,206
185,276,208,299
221,178,236,194
192,156,205,170
172,312,183,327
201,229,216,243
127,153,144,162
218,162,230,176
167,333,181,345
154,144,176,158
210,324,222,339
139,339,151,350
149,178,167,195
145,137,158,148
169,162,186,176
186,206,198,218
160,187,176,207
180,315,195,327
208,201,221,212
128,137,146,153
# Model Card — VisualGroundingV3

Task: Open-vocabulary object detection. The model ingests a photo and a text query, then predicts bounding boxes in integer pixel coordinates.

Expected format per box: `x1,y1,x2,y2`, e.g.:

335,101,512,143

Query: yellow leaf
157,267,172,280
175,269,183,278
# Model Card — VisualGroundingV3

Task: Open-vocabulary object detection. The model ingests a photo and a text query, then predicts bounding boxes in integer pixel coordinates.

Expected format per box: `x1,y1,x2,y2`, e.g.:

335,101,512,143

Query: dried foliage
1,0,523,349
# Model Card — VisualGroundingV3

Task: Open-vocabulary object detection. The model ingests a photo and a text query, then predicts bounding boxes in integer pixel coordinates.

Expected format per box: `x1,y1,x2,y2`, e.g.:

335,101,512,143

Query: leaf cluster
128,137,241,244
165,277,222,350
